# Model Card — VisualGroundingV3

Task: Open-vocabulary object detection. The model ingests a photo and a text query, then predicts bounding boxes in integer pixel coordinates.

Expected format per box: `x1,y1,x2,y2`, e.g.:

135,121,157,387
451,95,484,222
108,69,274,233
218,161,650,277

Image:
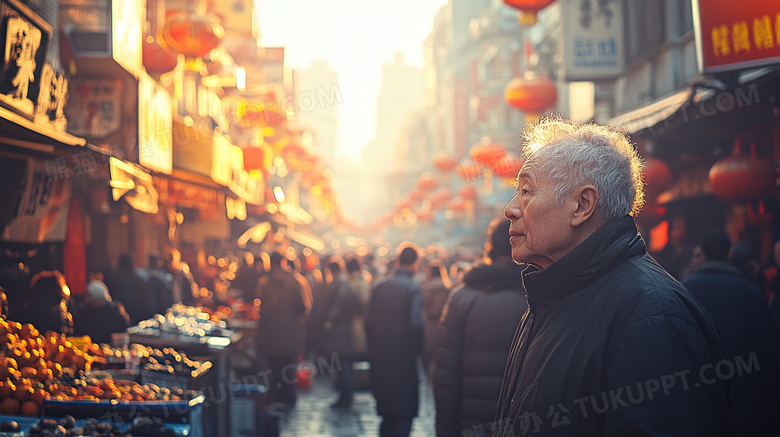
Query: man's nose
504,196,521,220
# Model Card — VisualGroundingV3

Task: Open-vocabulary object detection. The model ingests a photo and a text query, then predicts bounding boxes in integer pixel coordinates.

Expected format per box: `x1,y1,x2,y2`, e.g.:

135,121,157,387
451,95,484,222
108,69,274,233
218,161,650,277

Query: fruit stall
126,304,245,436
0,317,208,437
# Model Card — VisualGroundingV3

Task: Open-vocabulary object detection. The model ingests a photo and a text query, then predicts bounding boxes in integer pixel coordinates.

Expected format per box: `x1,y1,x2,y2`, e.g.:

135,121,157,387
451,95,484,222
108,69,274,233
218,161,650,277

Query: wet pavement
277,368,435,436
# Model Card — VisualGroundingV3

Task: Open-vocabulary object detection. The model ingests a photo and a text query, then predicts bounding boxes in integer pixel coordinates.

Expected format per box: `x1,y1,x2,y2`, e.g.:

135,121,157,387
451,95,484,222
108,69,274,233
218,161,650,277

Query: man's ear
571,185,598,227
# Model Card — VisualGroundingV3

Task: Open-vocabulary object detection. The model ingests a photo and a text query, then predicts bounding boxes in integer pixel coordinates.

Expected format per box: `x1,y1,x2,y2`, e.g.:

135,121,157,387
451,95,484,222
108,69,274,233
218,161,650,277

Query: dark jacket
494,216,730,437
683,261,780,437
106,269,151,325
366,268,424,418
147,267,197,316
324,275,360,356
434,259,527,436
73,302,129,344
256,269,308,358
420,277,451,371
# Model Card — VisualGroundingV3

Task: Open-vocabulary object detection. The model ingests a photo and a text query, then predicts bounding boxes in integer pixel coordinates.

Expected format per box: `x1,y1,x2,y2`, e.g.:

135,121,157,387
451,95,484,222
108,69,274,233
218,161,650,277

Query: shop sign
2,158,71,243
693,0,780,73
66,78,123,138
0,0,71,130
138,72,172,174
560,0,625,81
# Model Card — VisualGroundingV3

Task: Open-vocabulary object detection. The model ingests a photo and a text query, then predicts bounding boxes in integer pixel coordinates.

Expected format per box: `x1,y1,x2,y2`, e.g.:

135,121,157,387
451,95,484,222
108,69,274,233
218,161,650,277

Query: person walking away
323,256,359,408
147,247,198,315
682,230,780,437
434,219,527,436
106,254,152,325
419,260,451,376
255,252,310,408
73,280,130,344
496,118,729,436
346,255,371,362
366,243,424,437
19,271,73,335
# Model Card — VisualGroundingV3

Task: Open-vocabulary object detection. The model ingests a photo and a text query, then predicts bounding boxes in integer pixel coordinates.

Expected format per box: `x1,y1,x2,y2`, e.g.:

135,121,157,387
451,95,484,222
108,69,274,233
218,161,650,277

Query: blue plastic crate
0,415,38,437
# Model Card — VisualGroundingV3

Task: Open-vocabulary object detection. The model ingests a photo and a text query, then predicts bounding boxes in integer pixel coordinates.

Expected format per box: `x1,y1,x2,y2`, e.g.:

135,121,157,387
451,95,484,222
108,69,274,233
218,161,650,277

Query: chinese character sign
561,0,625,81
694,0,780,73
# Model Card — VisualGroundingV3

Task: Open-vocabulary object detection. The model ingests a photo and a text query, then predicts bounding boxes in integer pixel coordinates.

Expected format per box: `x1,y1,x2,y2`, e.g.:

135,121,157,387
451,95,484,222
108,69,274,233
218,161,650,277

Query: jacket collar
523,215,647,304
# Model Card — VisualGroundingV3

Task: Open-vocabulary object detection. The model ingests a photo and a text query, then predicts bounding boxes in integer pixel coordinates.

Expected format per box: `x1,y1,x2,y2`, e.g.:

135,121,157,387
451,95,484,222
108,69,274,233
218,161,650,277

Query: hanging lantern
456,158,482,181
395,199,412,214
470,137,506,167
709,148,775,203
643,157,673,199
505,75,557,118
416,209,433,222
493,152,525,180
417,173,438,191
161,7,224,59
242,147,264,171
409,189,426,203
142,36,178,75
430,188,453,209
447,198,466,212
433,154,458,173
459,184,478,201
503,0,555,26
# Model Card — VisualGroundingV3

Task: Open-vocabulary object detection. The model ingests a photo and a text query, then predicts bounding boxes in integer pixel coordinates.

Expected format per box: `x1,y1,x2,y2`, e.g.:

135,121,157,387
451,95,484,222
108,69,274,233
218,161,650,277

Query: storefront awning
109,157,159,214
607,89,697,135
0,106,86,152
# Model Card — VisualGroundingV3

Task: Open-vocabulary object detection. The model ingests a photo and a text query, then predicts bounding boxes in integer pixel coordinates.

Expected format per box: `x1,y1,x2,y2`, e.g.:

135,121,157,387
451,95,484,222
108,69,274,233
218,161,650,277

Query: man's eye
521,189,529,196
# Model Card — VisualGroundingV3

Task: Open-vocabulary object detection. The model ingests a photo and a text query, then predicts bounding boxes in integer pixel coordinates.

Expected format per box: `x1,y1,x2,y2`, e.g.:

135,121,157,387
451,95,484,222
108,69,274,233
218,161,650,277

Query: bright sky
254,0,449,161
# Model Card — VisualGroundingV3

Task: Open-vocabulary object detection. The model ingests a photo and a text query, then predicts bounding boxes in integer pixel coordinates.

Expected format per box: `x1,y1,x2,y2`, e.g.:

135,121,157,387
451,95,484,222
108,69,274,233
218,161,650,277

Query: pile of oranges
0,318,158,416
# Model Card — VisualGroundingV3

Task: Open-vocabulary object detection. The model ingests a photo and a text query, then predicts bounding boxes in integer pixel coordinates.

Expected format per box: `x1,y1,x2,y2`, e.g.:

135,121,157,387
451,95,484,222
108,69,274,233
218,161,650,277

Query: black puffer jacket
494,216,730,437
434,259,527,436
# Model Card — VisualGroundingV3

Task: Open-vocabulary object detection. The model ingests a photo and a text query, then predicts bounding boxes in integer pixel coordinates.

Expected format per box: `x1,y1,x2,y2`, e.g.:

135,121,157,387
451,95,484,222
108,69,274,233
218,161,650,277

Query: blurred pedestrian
256,252,310,408
147,247,198,315
74,279,130,344
346,255,371,362
682,230,780,437
729,240,765,292
106,254,151,325
497,118,729,436
434,219,527,436
323,256,360,408
419,260,450,376
19,270,73,335
366,243,424,437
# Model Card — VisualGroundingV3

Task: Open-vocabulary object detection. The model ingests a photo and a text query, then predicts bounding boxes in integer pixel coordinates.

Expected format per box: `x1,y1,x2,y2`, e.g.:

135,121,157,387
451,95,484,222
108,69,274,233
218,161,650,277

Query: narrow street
279,371,435,436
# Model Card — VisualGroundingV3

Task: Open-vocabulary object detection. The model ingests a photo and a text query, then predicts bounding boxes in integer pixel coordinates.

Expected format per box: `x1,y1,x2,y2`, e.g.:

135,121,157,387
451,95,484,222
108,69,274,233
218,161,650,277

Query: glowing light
236,67,246,92
273,186,286,203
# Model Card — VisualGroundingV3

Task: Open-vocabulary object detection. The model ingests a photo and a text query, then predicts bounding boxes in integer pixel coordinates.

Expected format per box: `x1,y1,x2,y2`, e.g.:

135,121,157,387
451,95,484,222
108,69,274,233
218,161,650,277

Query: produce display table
126,330,243,437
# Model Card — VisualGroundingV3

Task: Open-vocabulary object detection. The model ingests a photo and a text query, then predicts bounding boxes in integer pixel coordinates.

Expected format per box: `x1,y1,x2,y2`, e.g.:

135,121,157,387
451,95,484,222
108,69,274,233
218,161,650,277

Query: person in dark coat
496,119,730,437
434,219,528,436
106,253,152,325
420,260,451,376
147,247,198,315
682,231,780,437
323,256,360,408
256,251,310,407
366,243,424,437
73,280,130,344
19,270,73,335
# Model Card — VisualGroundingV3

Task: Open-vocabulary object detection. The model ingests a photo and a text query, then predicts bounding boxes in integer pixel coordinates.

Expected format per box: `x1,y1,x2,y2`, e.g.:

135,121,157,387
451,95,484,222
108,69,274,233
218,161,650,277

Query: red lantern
142,38,178,75
283,142,306,162
430,188,453,209
635,200,666,229
470,138,506,167
161,8,224,59
447,198,466,212
709,154,775,203
417,173,438,191
505,75,557,117
416,209,433,222
395,199,412,213
456,159,482,181
493,152,525,180
243,147,264,171
643,157,673,199
433,154,458,173
409,189,425,202
459,184,478,201
503,0,555,26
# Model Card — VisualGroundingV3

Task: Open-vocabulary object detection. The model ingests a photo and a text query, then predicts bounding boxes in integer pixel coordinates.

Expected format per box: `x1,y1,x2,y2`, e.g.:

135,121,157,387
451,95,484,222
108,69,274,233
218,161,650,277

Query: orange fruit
30,389,47,406
5,358,18,370
0,398,19,414
20,367,37,379
36,368,52,383
0,381,15,398
13,385,32,402
20,400,39,416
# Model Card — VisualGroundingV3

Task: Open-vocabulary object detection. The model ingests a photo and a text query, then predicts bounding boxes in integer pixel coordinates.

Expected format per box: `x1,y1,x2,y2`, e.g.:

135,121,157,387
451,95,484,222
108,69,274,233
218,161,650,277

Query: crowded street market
0,0,779,436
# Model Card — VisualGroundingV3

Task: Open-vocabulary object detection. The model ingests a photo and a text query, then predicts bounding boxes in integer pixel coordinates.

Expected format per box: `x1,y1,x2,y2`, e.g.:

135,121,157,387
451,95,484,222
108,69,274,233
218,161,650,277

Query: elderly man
495,119,730,436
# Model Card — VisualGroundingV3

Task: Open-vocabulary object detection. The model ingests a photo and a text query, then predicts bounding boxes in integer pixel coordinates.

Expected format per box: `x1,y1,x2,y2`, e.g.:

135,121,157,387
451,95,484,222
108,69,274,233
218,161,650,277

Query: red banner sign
693,0,780,73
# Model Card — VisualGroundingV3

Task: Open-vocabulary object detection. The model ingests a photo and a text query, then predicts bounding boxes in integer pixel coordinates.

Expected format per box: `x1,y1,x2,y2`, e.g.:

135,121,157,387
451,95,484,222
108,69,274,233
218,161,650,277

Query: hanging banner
2,158,71,243
560,0,625,81
693,0,780,73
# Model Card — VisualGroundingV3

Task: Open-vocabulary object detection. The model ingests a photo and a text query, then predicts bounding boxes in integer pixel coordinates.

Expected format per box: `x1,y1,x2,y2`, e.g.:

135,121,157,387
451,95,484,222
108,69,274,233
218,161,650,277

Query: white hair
521,117,645,218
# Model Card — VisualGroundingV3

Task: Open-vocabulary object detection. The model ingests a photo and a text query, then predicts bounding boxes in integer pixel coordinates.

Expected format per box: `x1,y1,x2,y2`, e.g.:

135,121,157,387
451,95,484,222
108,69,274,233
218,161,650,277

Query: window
625,0,665,63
